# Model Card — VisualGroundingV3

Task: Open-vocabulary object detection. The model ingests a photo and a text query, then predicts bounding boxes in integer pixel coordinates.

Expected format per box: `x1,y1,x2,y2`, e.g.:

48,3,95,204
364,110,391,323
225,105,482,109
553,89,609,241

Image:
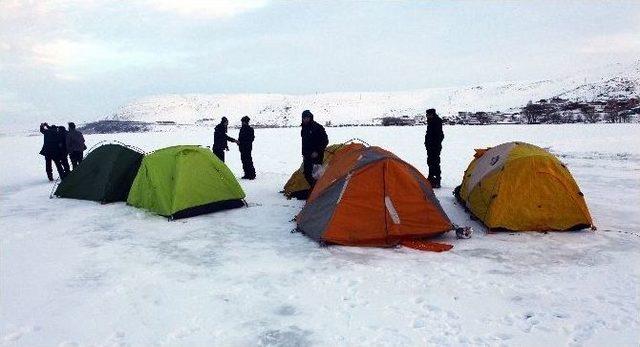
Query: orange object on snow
400,240,453,252
296,145,453,247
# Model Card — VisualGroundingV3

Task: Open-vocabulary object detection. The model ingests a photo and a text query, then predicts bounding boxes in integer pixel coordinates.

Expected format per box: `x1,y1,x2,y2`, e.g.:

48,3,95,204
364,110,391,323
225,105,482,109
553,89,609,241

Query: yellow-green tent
127,145,245,219
282,143,364,199
456,142,593,231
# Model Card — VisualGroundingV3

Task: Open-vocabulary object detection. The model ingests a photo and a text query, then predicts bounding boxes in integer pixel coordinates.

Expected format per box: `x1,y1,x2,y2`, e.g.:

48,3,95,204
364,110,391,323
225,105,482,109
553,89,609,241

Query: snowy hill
107,61,639,126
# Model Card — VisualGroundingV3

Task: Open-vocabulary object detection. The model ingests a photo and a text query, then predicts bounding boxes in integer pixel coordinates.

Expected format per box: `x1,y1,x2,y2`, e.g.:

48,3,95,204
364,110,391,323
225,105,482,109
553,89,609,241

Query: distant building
195,118,217,124
382,116,416,126
414,115,427,124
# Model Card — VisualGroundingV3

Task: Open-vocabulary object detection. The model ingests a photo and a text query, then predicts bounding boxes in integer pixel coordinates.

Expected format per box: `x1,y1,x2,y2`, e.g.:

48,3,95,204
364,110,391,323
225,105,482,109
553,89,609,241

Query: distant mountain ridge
107,61,639,126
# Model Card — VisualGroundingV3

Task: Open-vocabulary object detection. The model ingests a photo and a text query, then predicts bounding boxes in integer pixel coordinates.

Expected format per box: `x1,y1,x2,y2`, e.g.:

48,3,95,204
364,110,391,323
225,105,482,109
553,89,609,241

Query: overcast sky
1,0,639,125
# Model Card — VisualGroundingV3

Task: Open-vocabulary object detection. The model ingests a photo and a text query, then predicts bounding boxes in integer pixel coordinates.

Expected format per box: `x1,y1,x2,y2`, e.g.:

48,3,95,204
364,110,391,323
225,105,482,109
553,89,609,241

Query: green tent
126,145,246,219
54,143,143,203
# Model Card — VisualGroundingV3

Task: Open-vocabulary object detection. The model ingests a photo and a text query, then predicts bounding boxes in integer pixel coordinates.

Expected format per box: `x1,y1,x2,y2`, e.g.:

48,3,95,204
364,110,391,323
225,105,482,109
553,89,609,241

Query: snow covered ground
1,124,639,346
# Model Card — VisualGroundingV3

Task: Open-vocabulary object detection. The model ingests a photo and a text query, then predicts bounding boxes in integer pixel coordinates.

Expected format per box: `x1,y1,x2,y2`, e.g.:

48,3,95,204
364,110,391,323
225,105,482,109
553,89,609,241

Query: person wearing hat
300,110,328,187
424,108,444,188
237,116,256,179
212,116,236,162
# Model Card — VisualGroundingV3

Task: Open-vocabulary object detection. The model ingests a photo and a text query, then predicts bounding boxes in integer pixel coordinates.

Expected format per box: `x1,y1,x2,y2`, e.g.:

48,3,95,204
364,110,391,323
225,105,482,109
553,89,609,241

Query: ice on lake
1,124,639,346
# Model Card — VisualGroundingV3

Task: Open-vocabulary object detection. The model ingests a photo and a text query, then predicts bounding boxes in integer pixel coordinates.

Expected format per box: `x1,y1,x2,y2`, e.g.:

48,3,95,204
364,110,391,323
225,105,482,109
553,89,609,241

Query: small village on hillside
382,96,640,126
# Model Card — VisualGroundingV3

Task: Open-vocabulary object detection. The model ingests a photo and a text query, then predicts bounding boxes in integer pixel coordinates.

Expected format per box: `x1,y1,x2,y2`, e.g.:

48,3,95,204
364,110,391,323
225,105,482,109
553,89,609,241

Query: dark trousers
303,152,324,187
69,151,83,169
427,146,442,186
45,155,68,180
213,148,225,162
240,148,255,178
60,155,70,175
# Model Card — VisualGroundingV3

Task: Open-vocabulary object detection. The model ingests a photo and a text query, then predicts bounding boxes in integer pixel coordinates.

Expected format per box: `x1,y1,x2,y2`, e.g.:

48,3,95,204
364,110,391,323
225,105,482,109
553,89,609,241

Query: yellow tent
282,143,364,199
456,142,593,231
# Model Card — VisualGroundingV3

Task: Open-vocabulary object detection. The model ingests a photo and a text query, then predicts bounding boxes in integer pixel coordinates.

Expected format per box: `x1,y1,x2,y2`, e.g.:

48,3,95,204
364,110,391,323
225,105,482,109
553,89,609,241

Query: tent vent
385,196,401,224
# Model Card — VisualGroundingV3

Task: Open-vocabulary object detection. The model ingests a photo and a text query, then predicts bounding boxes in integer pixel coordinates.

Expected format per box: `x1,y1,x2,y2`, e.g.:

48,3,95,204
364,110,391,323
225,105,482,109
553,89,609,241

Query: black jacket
301,121,328,157
39,125,60,157
238,124,255,152
66,129,86,153
57,128,68,155
425,116,444,150
213,123,235,150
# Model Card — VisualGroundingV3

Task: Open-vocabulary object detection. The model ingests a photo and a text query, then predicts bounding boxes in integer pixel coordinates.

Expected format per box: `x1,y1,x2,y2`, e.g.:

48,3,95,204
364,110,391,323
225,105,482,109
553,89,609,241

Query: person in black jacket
56,126,71,175
300,110,328,187
424,108,444,188
39,123,67,181
212,117,236,162
66,122,86,169
237,116,256,179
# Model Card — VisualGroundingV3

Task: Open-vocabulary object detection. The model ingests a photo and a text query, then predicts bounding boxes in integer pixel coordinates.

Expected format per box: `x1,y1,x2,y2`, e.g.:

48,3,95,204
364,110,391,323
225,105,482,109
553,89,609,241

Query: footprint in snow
2,325,42,342
275,305,297,316
257,326,312,347
412,318,427,329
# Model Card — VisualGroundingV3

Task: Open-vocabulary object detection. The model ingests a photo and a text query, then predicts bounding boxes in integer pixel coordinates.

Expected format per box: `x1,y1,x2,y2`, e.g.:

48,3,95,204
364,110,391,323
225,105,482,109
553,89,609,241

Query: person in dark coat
39,123,67,181
56,126,71,175
424,108,444,188
237,116,256,179
212,117,236,162
300,110,329,187
66,122,86,169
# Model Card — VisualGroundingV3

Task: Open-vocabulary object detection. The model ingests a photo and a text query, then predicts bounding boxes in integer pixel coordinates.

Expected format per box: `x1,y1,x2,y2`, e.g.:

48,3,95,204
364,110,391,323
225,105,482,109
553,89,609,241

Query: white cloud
581,32,640,54
0,0,102,22
32,39,92,67
31,39,137,68
581,13,640,55
0,92,38,115
147,0,268,18
30,39,182,79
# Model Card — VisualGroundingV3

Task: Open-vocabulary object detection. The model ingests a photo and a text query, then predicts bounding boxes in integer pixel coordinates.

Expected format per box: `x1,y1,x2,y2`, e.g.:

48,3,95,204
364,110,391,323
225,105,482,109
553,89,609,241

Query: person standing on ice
212,117,237,162
39,123,67,181
424,108,444,188
66,122,86,170
237,116,256,179
300,110,329,187
56,126,72,175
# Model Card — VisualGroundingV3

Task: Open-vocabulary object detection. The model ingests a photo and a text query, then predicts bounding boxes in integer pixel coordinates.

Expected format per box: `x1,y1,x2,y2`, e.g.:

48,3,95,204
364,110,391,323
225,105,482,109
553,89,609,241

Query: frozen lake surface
1,124,639,346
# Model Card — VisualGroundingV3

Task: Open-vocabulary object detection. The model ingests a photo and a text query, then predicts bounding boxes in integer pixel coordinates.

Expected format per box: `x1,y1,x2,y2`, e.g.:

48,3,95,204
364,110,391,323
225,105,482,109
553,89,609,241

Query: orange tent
296,145,453,246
